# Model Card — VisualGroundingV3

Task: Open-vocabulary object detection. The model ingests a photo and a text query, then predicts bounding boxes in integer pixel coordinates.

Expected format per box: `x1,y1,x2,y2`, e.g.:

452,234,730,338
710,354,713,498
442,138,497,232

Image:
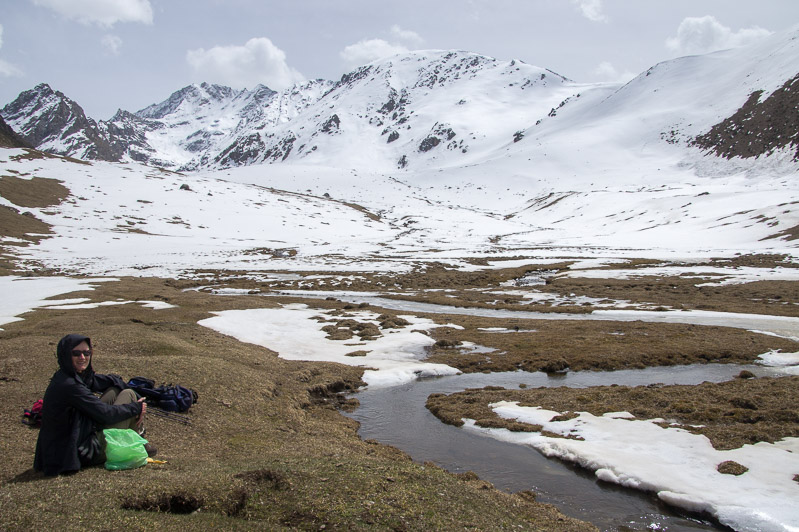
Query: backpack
22,399,43,427
127,377,198,412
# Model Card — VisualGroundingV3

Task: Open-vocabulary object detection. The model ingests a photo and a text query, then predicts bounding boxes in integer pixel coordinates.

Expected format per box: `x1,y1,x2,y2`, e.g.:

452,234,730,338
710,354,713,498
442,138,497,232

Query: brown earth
0,171,70,272
0,276,593,531
692,73,799,161
0,174,71,208
422,315,797,373
0,173,68,248
544,276,799,317
0,205,52,242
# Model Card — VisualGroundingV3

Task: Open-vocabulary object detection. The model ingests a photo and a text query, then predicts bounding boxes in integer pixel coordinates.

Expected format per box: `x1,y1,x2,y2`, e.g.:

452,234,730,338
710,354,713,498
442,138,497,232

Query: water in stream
346,364,778,531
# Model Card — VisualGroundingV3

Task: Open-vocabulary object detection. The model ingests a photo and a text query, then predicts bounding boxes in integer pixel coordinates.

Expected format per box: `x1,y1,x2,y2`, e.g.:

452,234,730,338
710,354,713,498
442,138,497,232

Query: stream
346,364,789,532
266,290,799,530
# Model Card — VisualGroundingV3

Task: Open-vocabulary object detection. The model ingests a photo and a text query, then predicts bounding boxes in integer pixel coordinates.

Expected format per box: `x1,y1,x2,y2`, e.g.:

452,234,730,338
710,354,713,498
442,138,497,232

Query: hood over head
56,333,93,378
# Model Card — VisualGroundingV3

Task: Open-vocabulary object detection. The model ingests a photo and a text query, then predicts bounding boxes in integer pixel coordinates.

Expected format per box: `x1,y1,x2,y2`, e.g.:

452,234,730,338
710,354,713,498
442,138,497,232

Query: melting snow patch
138,301,177,310
560,266,799,286
0,276,115,328
39,299,176,310
198,304,460,387
758,350,799,374
208,287,259,295
463,402,799,532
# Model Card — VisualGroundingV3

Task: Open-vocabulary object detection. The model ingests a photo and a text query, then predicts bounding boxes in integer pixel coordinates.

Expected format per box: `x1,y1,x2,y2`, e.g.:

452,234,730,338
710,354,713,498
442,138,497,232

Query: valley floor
1,257,798,530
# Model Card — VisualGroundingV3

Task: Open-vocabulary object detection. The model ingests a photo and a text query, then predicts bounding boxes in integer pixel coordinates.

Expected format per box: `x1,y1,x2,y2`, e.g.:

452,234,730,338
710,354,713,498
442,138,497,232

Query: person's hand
137,397,147,427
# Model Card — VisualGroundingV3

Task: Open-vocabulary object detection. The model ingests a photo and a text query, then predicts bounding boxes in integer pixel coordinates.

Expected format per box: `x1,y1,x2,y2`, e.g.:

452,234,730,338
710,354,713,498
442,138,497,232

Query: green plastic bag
103,428,148,470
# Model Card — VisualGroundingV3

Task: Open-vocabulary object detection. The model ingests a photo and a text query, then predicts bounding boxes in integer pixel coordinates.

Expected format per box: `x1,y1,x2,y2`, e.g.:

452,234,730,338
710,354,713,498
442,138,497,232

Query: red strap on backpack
22,399,43,427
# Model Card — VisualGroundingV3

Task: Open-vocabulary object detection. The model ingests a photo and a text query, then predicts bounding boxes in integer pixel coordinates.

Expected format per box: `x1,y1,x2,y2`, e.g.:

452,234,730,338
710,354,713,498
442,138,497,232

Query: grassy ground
0,276,593,531
423,316,797,373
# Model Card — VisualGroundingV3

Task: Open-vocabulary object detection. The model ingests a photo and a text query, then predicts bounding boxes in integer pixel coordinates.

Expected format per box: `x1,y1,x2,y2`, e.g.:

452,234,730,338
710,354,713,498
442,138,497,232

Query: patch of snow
463,401,799,532
757,350,799,367
560,266,799,286
457,341,497,354
38,299,175,310
0,276,113,328
139,300,176,310
198,303,461,387
0,277,174,329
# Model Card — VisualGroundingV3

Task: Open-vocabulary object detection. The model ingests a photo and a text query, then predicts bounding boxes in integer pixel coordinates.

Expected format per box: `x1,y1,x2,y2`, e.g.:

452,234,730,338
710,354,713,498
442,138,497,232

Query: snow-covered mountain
0,51,580,172
2,27,799,177
0,28,798,279
1,83,118,159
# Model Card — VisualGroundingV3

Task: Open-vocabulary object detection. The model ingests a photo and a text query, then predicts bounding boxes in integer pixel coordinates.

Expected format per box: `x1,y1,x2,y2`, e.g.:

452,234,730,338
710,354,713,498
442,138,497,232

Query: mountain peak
0,83,98,153
136,83,239,119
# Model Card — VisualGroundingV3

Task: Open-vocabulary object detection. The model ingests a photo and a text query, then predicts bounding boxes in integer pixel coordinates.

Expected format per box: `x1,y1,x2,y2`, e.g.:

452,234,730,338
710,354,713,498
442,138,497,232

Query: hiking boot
144,442,158,458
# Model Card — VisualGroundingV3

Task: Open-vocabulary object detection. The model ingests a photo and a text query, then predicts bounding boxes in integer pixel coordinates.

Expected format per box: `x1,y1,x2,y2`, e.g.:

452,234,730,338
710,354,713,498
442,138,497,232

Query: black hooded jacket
33,334,142,476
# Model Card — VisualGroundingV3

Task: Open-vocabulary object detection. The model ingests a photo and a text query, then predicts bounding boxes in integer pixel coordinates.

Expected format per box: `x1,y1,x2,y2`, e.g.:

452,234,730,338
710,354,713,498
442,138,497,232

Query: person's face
71,341,92,373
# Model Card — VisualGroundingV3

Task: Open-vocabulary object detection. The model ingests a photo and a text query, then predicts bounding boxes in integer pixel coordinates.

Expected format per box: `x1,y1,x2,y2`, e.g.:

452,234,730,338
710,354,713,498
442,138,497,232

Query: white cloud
0,24,23,77
666,16,772,55
571,0,608,22
340,26,425,70
592,61,635,83
390,25,424,47
0,59,22,78
102,34,123,56
29,0,153,27
186,37,305,91
340,39,409,69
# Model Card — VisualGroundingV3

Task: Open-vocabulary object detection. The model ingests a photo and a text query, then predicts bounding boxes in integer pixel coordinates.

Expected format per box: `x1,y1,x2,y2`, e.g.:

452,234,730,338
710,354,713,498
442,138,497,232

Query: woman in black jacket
34,334,150,476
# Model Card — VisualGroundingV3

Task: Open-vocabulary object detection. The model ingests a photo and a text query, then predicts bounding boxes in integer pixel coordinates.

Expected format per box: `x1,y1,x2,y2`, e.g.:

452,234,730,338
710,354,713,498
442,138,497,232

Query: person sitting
34,334,156,476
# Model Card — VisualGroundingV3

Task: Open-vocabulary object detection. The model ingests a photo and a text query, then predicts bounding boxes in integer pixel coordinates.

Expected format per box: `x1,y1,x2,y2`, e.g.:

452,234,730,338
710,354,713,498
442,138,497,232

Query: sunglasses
71,349,92,358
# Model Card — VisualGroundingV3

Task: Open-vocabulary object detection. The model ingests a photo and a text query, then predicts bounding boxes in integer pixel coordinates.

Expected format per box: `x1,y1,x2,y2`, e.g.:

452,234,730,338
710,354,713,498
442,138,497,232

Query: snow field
6,128,797,278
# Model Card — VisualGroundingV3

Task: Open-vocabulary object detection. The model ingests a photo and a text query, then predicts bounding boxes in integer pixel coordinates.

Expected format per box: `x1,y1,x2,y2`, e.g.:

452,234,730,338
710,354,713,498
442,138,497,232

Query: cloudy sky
1,0,797,119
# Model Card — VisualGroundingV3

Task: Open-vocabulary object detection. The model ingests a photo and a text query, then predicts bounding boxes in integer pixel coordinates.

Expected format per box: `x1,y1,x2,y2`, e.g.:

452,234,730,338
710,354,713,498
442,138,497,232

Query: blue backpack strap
127,376,155,389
